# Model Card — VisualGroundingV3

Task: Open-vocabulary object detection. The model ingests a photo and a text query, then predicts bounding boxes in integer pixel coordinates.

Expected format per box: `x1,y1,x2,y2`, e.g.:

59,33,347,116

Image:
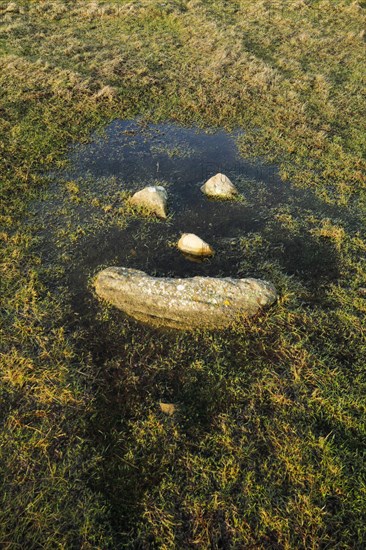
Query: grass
1,0,365,548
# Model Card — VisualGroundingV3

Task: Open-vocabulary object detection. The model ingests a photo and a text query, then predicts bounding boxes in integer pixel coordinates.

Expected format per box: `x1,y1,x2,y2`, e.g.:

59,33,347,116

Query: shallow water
32,119,344,317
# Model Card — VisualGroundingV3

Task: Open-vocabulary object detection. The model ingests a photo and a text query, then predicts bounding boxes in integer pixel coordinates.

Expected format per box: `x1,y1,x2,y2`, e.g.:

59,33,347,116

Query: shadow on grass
63,202,344,542
30,121,362,544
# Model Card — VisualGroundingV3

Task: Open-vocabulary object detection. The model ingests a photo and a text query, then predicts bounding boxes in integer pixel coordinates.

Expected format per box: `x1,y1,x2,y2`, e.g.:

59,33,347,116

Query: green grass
1,0,365,548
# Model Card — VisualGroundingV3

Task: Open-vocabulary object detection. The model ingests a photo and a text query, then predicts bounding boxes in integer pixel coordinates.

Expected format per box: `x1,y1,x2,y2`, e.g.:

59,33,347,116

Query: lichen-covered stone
129,185,168,218
177,233,213,257
94,267,277,330
201,173,238,198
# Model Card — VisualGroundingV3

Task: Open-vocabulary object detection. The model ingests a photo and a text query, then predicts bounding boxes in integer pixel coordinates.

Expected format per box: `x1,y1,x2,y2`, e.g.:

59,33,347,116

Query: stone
201,173,238,199
159,403,176,416
177,233,213,257
129,185,168,218
94,267,278,330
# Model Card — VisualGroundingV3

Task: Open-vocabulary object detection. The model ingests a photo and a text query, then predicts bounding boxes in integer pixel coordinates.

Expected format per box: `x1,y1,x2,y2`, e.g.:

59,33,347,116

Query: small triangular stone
129,186,168,218
201,173,237,198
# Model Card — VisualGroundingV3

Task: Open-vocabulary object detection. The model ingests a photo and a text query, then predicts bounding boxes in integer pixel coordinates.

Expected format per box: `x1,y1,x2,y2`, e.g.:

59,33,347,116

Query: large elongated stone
95,267,277,330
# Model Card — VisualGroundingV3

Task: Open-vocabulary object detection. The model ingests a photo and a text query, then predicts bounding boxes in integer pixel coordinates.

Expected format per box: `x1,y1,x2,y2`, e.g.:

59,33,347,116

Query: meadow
1,1,365,548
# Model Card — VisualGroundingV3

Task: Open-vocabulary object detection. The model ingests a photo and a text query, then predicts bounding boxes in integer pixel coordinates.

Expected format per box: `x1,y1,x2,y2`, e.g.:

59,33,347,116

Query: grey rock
95,267,278,330
129,185,168,218
201,173,238,199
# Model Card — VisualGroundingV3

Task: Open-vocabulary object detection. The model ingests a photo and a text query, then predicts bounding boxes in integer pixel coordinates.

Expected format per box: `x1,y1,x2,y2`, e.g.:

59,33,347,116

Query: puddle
31,119,346,318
